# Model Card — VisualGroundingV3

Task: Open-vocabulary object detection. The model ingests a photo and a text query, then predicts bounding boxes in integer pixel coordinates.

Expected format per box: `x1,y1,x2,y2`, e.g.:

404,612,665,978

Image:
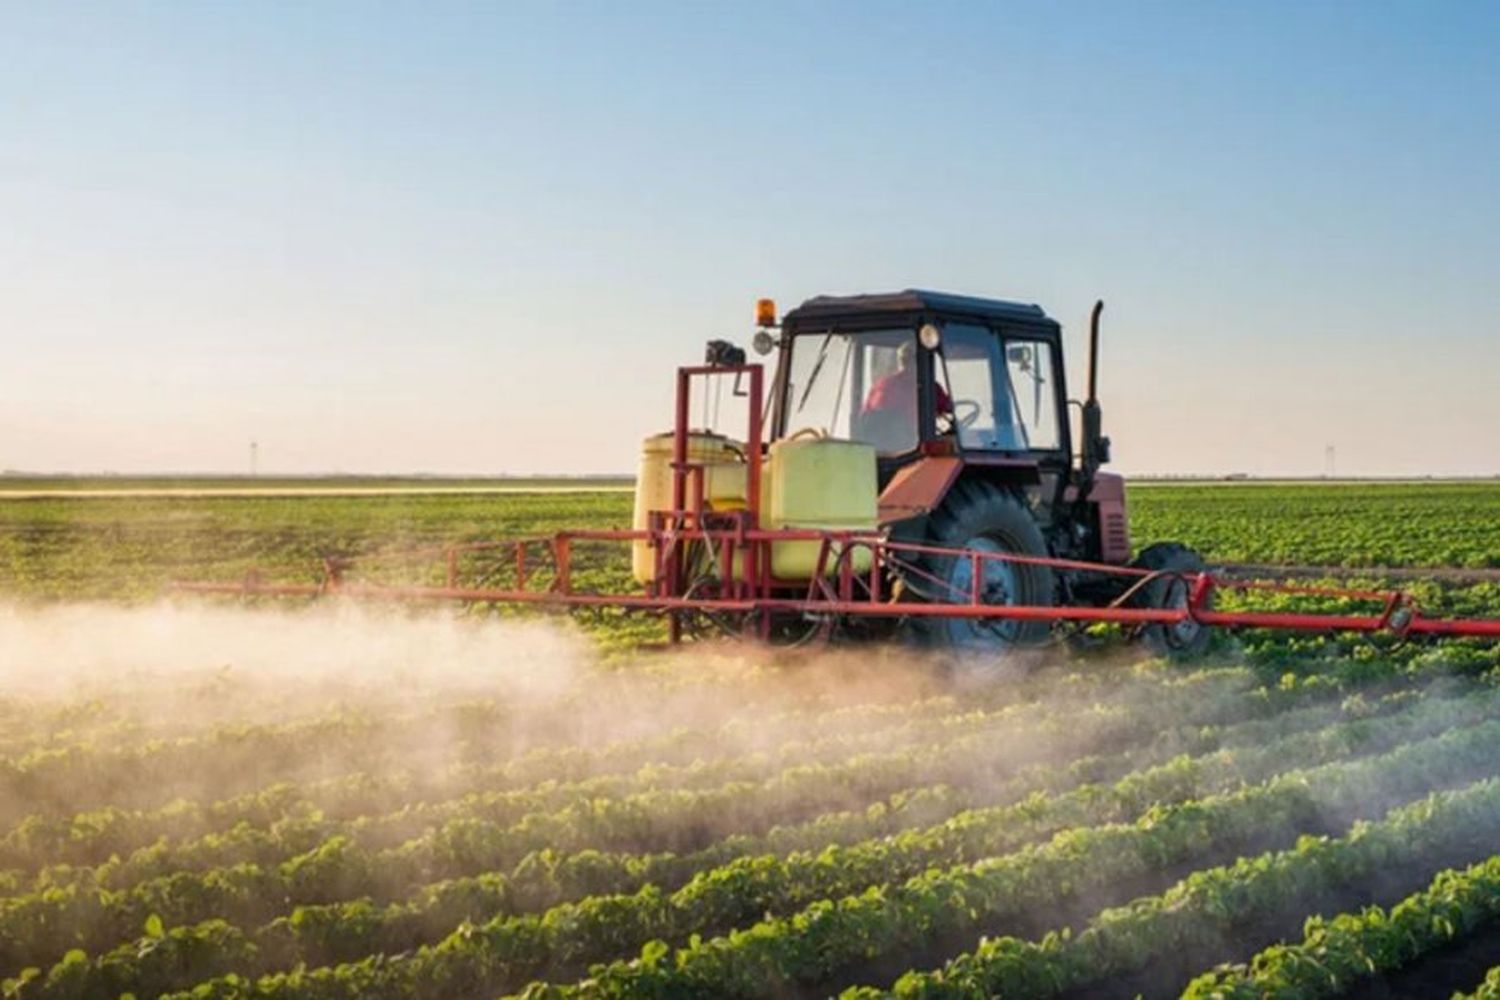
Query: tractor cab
744,290,1130,580
760,290,1074,495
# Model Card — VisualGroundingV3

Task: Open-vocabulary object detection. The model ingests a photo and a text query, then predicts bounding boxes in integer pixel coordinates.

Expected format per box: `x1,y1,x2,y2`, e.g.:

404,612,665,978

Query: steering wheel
952,399,981,429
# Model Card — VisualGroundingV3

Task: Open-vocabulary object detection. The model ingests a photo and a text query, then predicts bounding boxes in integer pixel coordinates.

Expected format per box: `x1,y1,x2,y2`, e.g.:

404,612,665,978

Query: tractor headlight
919,323,942,350
752,330,776,356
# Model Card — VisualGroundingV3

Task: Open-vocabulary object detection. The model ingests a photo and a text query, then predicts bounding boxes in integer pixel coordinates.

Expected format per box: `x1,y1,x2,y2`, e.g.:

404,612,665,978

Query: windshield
780,328,919,455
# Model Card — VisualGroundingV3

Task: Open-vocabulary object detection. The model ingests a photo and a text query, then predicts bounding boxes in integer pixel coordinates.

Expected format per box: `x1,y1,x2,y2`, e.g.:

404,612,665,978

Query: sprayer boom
173,529,1500,643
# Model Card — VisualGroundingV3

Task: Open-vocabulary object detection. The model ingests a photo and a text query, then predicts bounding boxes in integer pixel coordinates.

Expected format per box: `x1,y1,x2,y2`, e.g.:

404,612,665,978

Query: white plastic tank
631,432,746,583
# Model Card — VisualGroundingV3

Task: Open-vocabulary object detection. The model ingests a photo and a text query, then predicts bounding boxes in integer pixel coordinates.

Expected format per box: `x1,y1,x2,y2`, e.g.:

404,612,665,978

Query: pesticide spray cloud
0,600,956,757
0,598,1200,759
0,601,970,836
0,600,587,700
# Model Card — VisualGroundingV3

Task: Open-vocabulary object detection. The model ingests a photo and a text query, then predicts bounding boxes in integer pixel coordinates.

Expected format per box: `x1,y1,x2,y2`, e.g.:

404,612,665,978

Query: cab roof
782,289,1056,330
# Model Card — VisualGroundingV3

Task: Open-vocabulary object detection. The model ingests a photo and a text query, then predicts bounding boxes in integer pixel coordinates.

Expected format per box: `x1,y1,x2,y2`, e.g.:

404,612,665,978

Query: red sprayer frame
174,364,1500,643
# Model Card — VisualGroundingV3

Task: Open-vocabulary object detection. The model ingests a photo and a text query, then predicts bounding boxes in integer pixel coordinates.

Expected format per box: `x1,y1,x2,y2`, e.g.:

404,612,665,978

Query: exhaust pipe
1077,300,1109,502
1087,300,1103,405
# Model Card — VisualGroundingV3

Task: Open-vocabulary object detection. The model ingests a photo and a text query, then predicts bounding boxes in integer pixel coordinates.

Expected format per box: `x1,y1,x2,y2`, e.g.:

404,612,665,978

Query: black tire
1133,542,1213,659
909,480,1054,652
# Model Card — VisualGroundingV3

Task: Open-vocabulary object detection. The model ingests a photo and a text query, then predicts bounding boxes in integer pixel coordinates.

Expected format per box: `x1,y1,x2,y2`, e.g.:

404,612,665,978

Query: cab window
937,326,1062,452
1003,339,1061,450
937,324,1020,450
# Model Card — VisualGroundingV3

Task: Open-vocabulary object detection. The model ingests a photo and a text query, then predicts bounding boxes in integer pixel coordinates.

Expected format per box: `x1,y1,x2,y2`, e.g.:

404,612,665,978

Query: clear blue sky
2,1,1497,476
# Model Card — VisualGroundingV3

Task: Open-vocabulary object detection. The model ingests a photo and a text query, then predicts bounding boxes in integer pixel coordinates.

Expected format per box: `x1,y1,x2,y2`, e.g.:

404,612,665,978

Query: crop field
1,481,1500,998
4,481,1498,598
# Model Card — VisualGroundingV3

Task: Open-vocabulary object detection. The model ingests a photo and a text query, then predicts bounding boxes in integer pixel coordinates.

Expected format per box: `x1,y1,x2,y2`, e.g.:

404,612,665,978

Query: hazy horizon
4,2,1497,477
3,468,1497,484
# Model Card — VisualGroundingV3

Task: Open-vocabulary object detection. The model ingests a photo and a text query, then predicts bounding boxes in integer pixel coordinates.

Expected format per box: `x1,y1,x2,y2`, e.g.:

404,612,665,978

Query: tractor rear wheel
1134,542,1213,659
911,480,1054,653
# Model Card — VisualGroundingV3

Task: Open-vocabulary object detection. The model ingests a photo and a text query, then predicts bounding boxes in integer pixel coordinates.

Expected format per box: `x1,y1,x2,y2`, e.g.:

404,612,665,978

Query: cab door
933,324,1021,451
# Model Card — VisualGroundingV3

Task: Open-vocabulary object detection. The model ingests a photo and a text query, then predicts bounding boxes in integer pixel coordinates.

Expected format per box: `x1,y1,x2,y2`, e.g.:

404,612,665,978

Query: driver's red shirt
863,370,952,418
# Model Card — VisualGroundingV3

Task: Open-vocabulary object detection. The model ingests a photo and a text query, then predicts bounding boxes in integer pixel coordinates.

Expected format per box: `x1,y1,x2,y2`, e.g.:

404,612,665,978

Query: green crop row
0,665,980,839
3,667,1275,905
257,688,1495,998
0,699,1093,975
2,698,1148,915
0,698,1115,906
0,691,1009,874
105,696,1498,1000
0,712,408,832
535,719,1500,1000
0,677,1404,986
1,660,1242,880
1181,854,1500,998
850,767,1500,998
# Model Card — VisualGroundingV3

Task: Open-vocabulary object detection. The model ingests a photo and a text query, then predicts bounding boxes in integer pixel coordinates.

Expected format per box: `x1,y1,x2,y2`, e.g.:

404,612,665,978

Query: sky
1,1,1497,477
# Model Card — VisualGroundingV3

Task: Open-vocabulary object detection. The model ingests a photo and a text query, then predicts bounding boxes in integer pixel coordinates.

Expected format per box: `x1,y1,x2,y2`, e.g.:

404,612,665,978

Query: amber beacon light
755,297,777,328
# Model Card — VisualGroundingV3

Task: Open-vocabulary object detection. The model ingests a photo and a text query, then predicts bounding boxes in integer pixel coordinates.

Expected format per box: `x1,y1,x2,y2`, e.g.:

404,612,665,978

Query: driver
862,340,953,424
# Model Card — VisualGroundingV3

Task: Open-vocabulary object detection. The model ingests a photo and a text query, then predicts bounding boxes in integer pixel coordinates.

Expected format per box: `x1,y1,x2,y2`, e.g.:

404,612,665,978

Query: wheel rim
1161,575,1203,649
943,535,1023,650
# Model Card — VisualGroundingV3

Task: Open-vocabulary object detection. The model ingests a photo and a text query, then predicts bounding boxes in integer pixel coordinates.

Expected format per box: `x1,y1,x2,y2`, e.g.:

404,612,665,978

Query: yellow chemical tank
763,434,877,579
631,432,747,583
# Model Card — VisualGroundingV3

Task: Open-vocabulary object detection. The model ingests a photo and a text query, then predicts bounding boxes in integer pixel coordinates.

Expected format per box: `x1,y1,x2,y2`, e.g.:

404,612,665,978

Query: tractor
701,289,1205,655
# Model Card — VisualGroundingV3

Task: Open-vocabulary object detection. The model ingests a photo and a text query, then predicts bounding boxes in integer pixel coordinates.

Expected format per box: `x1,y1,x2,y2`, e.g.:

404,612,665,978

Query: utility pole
1324,444,1335,478
250,441,259,477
